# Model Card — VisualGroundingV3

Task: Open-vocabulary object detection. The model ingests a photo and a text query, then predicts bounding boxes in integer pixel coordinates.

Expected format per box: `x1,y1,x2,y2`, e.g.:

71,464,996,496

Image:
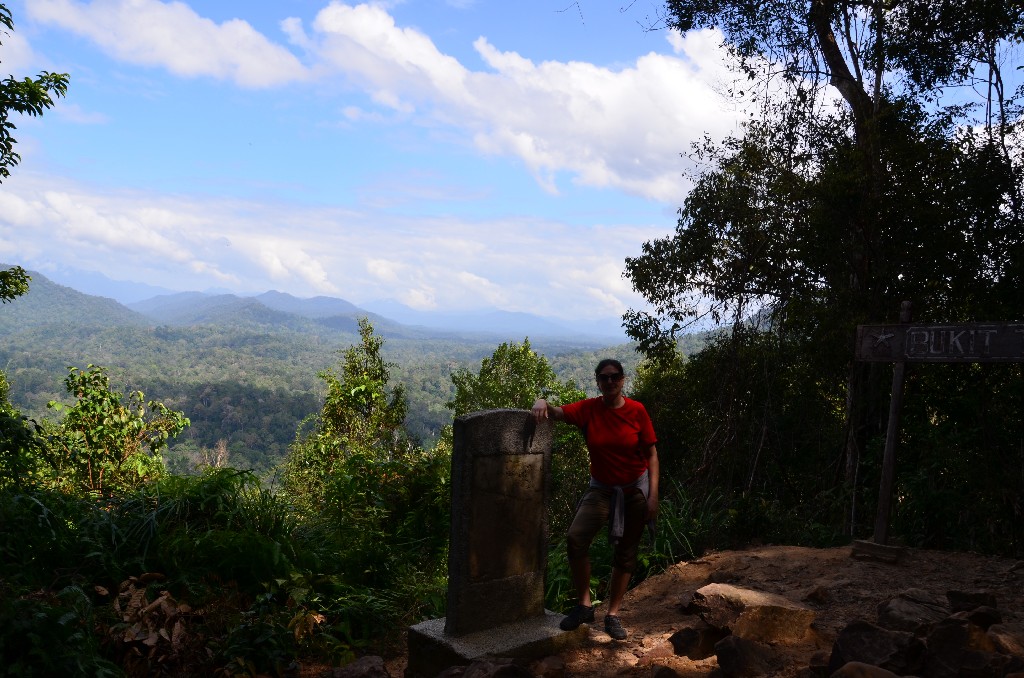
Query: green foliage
0,585,121,677
446,338,590,536
0,369,44,490
0,470,318,675
448,338,579,414
283,319,411,505
0,264,29,303
882,364,1024,554
319,319,408,454
626,0,1022,550
629,331,854,550
44,365,189,496
0,4,70,181
0,269,627,470
281,320,451,647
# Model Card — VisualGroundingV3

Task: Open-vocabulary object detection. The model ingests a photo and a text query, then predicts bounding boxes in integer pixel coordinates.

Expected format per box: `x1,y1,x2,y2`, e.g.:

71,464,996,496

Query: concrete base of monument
405,610,589,678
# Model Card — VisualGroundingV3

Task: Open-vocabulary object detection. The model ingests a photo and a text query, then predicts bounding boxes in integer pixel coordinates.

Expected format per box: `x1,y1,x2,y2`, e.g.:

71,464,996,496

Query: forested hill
0,267,149,328
0,268,650,474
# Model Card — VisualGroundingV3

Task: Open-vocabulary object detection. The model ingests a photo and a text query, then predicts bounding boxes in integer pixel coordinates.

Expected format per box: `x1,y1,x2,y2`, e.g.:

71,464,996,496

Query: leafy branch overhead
0,3,69,181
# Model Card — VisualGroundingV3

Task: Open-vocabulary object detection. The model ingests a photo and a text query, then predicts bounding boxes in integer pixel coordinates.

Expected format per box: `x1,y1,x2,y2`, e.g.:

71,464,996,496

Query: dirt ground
382,544,1024,677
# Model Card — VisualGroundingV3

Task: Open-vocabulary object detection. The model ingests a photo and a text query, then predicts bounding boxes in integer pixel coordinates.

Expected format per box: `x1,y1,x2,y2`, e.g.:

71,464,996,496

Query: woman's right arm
531,398,564,423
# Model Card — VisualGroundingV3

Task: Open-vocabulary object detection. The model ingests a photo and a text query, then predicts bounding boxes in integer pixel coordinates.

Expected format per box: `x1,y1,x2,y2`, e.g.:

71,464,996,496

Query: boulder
827,620,925,676
714,634,778,677
987,622,1024,658
922,617,1004,678
692,583,816,643
875,588,948,635
946,590,998,613
666,622,729,660
951,606,1002,630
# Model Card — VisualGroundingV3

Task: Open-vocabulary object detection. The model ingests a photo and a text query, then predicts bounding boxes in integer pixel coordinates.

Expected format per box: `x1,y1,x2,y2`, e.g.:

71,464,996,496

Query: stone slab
851,539,906,564
445,409,551,636
406,610,587,678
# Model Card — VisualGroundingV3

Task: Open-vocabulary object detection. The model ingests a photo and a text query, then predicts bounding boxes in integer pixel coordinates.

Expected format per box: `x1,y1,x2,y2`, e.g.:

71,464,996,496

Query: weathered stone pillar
445,408,550,635
405,410,586,678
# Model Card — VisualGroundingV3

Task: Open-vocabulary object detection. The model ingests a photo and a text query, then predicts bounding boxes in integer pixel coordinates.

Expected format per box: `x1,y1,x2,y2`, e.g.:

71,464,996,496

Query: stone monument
406,409,586,678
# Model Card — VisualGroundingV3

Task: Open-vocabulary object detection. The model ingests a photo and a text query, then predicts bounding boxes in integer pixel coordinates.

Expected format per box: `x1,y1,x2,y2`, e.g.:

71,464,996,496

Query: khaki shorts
566,486,648,573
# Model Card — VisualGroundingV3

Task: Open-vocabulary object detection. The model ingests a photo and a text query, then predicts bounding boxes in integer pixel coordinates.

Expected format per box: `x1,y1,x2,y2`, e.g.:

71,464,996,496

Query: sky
0,0,748,324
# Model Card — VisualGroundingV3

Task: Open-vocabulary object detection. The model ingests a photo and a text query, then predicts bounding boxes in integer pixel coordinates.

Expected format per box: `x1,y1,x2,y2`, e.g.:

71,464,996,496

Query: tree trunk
809,0,888,535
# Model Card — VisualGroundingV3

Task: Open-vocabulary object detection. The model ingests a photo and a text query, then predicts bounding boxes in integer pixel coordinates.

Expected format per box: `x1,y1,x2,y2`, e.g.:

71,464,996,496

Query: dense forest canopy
625,0,1023,547
0,269,659,473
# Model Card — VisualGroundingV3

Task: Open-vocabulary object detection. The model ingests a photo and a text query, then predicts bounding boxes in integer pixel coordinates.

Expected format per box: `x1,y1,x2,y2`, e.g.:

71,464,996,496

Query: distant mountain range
3,265,627,343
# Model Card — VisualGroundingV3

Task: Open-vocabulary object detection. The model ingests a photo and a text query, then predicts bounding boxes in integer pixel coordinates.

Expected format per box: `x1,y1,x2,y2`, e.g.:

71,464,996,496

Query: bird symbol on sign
871,330,895,347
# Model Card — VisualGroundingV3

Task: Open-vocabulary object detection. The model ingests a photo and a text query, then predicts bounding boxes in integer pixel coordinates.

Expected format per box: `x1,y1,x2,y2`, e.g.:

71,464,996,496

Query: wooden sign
856,323,1024,363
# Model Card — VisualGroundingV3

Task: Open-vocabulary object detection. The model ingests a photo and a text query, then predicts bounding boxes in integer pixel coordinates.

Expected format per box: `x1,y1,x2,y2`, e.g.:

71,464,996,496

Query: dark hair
594,358,624,377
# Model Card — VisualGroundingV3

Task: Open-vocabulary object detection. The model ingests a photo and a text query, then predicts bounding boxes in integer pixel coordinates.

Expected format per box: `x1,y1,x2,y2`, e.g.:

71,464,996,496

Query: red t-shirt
560,397,657,486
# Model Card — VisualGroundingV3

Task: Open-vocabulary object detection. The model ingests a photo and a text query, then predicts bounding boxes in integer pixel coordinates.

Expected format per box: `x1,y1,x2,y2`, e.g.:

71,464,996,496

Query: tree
1,3,69,181
45,365,190,496
286,318,408,517
283,318,412,506
624,0,1023,536
0,265,29,303
447,338,583,415
447,339,589,535
634,0,1023,334
281,320,450,602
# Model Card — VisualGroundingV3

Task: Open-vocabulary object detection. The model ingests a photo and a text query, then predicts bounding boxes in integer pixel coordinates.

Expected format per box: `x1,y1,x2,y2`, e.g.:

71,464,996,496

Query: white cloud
306,3,742,201
366,258,403,282
23,1,744,202
0,24,37,75
26,0,308,87
0,175,664,320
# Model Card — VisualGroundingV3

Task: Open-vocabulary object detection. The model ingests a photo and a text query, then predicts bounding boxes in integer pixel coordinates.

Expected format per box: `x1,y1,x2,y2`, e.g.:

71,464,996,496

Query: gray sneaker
604,614,627,640
559,604,595,631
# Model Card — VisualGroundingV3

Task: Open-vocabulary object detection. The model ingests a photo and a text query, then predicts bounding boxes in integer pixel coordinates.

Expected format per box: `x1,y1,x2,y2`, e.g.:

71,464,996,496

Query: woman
532,358,659,641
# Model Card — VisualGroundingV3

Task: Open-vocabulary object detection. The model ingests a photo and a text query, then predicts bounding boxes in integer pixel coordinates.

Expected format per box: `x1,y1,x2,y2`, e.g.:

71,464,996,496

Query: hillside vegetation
0,269,673,473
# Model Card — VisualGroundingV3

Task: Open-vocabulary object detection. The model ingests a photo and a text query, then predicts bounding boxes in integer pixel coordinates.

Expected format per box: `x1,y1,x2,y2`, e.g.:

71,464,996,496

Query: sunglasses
596,373,625,384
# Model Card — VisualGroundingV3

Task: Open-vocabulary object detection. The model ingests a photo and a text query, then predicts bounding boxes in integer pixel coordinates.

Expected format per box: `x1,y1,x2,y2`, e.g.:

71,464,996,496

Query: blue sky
0,0,747,323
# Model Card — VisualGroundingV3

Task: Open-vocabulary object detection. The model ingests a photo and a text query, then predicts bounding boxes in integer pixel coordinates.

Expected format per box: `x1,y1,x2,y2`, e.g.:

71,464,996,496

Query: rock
947,590,998,613
827,620,925,676
875,588,948,635
922,617,1004,678
988,622,1024,658
828,661,901,677
714,635,777,677
325,655,391,678
666,622,728,660
803,586,831,605
692,583,816,643
806,650,830,677
951,605,1002,630
651,666,684,678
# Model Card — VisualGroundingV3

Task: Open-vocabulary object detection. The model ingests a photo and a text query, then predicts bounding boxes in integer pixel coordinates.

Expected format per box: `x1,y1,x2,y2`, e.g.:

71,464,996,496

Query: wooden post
873,301,912,545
